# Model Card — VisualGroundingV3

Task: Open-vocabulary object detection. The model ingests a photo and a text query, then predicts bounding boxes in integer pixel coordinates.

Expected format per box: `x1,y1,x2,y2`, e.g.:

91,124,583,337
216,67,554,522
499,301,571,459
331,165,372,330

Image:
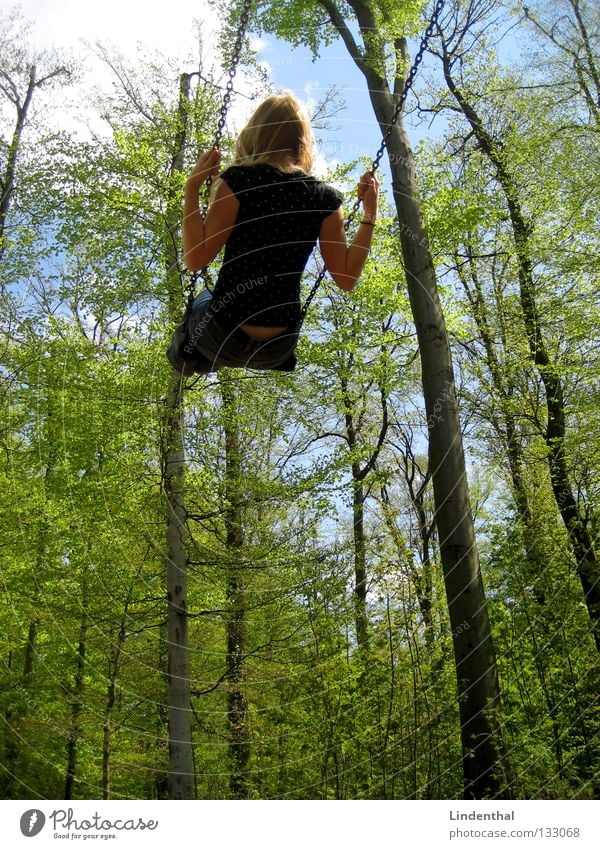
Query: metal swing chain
205,0,254,197
298,0,446,326
185,0,254,310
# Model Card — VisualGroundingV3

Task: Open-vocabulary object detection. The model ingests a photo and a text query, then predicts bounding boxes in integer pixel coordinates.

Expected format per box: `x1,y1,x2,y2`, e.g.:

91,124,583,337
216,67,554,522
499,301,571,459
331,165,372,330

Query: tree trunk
162,72,196,800
1,398,58,797
102,591,132,800
380,435,435,636
0,62,69,262
220,380,250,799
339,364,388,653
163,379,194,799
0,67,36,261
351,476,369,649
454,247,549,605
154,622,170,800
64,576,88,800
372,77,508,803
1,619,39,798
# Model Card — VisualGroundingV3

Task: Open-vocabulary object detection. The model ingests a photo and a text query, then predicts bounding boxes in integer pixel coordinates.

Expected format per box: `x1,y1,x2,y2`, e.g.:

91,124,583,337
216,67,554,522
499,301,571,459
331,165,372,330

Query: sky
14,0,392,183
12,1,528,190
19,0,220,60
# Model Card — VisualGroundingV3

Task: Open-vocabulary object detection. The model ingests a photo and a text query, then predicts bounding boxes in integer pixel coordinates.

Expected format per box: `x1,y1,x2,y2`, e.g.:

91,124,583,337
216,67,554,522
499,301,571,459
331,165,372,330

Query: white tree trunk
162,72,196,800
164,381,195,799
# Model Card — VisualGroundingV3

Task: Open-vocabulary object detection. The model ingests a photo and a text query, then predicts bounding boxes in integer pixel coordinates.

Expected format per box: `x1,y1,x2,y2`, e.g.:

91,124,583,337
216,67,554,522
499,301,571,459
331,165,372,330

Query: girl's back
211,163,343,331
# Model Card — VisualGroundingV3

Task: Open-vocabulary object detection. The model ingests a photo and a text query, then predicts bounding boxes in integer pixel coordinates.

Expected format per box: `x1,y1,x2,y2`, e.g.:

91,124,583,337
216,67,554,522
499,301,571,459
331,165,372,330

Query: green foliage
235,0,425,78
0,0,598,802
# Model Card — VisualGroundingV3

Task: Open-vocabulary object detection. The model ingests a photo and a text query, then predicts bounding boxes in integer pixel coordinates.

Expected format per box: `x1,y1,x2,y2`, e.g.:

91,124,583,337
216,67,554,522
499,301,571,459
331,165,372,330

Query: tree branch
316,0,369,76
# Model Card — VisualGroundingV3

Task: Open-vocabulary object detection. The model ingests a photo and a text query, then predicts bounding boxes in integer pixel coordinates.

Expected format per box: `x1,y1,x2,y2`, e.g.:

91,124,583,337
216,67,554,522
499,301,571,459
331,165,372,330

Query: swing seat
167,290,298,375
166,319,212,376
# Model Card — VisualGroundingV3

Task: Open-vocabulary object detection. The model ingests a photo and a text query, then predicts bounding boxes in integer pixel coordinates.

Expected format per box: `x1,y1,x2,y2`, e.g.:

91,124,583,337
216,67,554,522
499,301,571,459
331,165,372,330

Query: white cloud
312,149,341,180
248,36,268,53
12,0,267,142
19,0,221,58
303,81,319,97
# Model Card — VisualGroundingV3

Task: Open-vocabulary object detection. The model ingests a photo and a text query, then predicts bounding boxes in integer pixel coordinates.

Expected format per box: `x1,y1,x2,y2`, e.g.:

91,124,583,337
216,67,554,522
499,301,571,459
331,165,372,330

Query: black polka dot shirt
209,163,344,330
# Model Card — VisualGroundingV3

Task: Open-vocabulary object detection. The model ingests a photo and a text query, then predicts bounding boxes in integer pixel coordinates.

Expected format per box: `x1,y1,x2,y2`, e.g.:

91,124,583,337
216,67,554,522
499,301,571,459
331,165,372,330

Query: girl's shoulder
312,178,344,212
220,163,344,210
219,163,282,193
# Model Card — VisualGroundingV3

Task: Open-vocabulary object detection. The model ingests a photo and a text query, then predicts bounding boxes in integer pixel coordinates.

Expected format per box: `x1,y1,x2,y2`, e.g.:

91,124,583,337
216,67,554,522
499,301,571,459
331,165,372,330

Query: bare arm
318,171,379,291
182,149,240,272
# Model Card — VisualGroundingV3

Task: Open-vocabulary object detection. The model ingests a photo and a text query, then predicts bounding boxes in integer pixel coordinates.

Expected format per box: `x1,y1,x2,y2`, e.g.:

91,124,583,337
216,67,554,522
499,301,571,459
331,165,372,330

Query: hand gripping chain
185,0,254,308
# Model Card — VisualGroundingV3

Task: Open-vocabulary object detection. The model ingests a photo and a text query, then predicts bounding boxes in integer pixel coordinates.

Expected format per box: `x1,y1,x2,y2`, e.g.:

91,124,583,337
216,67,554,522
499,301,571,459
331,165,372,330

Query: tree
412,0,599,793
248,0,509,797
220,378,251,798
0,9,71,263
520,0,600,131
2,0,598,802
161,71,196,801
430,0,600,649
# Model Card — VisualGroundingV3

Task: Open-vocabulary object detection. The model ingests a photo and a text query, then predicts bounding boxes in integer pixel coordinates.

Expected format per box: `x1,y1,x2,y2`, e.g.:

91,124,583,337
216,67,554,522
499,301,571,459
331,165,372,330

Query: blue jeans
167,290,298,375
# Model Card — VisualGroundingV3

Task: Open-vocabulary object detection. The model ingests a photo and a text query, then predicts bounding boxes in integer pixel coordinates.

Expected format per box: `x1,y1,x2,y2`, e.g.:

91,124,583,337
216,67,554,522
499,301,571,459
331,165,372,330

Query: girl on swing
167,91,379,375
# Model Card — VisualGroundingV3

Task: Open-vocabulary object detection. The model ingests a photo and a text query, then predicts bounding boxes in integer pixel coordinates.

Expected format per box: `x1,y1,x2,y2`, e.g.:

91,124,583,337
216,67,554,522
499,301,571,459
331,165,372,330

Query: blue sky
15,0,446,190
262,37,403,172
252,28,451,196
15,0,526,202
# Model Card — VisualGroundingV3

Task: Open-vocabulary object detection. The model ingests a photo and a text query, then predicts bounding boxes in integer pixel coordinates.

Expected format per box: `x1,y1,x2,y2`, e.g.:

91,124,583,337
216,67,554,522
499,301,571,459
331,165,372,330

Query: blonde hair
232,92,314,173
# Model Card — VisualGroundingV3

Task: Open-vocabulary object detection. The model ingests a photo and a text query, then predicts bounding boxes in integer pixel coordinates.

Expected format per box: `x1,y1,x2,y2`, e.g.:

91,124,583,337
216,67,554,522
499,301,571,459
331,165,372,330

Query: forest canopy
0,0,598,801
